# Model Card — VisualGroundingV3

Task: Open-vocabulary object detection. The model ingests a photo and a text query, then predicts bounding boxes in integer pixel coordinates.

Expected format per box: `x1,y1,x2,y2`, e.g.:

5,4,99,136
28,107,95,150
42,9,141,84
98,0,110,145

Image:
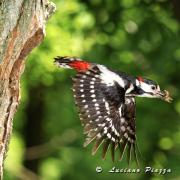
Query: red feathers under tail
54,56,91,71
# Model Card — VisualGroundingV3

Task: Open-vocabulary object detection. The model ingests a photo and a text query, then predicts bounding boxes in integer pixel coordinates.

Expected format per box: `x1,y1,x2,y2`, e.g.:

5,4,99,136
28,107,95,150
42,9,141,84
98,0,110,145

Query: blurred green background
4,0,180,179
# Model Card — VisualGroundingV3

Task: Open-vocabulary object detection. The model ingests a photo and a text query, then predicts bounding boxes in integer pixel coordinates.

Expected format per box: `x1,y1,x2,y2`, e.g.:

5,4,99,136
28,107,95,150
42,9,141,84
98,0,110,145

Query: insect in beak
157,90,173,103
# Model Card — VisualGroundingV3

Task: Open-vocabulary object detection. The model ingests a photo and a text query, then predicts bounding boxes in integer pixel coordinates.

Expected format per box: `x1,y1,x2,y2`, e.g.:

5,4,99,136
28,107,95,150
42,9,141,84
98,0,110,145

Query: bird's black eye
151,86,156,90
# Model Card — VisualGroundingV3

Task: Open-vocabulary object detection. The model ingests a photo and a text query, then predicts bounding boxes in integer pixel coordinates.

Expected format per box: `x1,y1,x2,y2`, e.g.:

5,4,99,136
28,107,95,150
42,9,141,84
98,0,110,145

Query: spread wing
72,66,138,163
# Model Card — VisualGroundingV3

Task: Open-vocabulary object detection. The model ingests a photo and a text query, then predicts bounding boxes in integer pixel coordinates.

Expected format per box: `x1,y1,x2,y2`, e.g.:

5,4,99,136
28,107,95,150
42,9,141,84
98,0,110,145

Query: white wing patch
126,83,134,94
98,65,125,88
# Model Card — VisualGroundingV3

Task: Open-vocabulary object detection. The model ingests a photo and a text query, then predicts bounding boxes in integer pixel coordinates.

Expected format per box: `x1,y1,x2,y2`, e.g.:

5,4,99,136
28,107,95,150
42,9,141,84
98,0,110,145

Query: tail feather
54,56,78,69
54,56,91,71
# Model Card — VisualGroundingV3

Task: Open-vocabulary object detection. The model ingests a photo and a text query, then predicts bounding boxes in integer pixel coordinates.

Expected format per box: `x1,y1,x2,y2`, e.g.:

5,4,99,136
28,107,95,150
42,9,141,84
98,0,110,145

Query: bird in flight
54,56,172,165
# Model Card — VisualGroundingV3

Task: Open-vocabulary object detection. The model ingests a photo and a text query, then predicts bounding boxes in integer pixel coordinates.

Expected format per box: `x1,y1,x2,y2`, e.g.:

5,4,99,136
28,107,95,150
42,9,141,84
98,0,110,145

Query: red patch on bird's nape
69,60,91,71
137,76,144,82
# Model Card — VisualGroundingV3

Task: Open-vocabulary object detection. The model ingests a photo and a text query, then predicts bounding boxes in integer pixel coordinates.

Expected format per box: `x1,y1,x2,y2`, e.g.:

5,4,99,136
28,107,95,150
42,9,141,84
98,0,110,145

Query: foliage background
4,0,180,179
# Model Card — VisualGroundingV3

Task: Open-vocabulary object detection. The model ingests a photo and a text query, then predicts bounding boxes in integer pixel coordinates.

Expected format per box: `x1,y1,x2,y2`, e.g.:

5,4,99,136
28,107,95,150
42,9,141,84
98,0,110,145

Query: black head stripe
144,79,158,86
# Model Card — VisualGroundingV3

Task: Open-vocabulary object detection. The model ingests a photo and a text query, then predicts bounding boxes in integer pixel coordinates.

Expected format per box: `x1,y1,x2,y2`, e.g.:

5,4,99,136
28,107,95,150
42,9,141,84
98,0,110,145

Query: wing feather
102,139,111,160
73,65,137,164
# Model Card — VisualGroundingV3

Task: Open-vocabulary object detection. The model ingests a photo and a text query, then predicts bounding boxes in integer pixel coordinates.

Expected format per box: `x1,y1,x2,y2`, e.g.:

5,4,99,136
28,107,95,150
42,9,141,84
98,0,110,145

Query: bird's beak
157,90,173,103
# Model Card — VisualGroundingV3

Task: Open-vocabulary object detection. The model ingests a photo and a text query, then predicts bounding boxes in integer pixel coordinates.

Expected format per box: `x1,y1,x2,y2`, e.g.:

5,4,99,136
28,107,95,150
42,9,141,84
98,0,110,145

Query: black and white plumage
54,56,172,164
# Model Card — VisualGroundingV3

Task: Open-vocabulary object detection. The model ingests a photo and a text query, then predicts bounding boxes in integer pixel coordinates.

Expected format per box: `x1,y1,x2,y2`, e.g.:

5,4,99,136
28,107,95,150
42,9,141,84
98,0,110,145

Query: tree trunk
0,0,56,178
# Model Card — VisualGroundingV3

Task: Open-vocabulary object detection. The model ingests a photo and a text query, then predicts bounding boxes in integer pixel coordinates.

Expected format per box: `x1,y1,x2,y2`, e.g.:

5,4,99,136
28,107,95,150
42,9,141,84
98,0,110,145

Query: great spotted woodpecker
54,56,172,164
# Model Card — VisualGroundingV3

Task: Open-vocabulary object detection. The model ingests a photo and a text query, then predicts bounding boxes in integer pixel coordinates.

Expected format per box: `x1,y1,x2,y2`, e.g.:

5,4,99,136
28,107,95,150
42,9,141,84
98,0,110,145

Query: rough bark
0,0,56,178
